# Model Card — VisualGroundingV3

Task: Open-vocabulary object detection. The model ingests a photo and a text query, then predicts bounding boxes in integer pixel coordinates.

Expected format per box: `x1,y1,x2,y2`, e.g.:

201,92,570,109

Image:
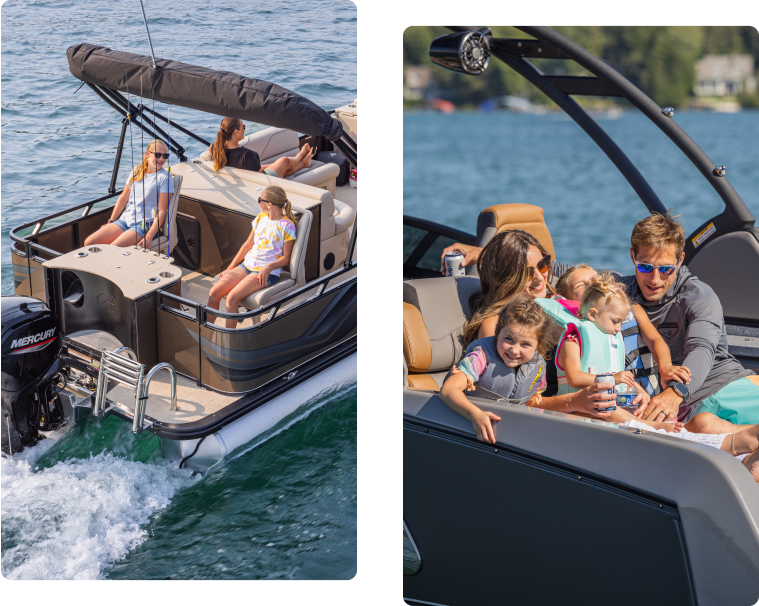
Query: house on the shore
694,54,757,97
404,66,431,100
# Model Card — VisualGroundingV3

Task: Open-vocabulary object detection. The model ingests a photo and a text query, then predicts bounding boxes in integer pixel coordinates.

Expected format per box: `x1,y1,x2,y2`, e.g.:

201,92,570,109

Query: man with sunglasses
619,213,756,433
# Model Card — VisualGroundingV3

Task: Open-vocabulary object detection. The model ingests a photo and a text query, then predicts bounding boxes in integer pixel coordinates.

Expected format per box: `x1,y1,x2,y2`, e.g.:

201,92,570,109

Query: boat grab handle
140,363,178,428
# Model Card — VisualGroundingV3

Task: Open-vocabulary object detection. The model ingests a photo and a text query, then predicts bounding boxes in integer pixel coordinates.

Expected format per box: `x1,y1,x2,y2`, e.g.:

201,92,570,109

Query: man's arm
637,289,723,421
680,291,723,396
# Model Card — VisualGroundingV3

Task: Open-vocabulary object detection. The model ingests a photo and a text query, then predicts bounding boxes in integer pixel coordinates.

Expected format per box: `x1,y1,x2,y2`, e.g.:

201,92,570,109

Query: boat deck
105,373,239,424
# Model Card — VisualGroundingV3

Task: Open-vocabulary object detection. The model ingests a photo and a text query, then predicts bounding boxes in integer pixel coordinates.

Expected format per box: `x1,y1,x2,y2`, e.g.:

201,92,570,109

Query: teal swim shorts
687,376,759,424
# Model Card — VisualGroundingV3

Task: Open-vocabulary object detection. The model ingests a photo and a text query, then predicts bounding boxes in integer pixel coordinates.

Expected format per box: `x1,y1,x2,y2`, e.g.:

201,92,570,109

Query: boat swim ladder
93,347,177,434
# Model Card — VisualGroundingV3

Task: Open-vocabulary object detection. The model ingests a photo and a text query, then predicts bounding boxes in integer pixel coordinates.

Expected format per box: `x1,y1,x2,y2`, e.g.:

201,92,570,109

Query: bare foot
303,145,317,169
647,419,685,432
296,143,311,161
741,450,759,483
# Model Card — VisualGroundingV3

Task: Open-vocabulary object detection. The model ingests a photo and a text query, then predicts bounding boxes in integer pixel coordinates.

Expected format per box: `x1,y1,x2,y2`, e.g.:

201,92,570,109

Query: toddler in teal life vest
440,294,555,443
539,272,689,431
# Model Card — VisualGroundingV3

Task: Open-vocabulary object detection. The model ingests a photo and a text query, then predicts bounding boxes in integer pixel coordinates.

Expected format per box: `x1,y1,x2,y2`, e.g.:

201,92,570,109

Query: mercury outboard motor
1,296,64,454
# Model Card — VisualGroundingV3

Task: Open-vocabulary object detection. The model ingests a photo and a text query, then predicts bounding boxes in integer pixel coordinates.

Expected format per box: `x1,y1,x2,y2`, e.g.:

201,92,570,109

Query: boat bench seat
403,276,480,390
196,126,340,195
188,163,354,275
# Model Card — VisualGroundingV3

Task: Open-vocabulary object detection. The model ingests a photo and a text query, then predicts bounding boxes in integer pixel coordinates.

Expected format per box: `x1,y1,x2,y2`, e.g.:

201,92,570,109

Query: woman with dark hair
209,117,316,178
441,233,619,417
462,230,555,344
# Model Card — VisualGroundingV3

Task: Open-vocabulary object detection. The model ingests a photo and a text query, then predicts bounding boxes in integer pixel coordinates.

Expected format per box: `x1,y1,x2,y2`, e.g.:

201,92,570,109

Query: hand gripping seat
403,276,480,391
197,127,340,195
476,203,556,261
149,174,183,254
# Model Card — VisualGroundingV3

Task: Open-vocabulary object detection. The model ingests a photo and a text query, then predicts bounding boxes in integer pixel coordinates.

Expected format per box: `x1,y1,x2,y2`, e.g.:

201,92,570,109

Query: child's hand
633,386,650,408
258,264,272,286
660,364,691,385
613,371,637,391
469,408,501,443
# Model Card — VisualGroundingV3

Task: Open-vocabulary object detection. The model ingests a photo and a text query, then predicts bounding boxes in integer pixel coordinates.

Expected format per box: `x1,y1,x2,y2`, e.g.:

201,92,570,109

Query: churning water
1,0,356,580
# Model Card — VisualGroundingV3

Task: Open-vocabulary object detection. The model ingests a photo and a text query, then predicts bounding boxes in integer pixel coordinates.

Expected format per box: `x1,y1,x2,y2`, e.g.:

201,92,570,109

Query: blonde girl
207,185,298,328
85,139,174,248
209,117,316,178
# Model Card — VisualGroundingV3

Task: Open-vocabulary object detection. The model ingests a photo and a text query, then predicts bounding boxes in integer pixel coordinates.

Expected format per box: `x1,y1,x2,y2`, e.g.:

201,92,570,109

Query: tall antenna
138,0,158,69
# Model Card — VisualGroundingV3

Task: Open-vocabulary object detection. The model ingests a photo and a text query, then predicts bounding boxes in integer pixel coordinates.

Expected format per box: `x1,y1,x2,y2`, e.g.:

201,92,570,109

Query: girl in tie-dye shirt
207,185,298,328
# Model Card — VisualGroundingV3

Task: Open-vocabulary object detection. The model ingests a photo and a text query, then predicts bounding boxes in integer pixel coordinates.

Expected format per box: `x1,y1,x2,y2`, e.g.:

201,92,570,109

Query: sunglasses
527,254,551,276
151,152,170,160
633,257,678,275
258,197,273,205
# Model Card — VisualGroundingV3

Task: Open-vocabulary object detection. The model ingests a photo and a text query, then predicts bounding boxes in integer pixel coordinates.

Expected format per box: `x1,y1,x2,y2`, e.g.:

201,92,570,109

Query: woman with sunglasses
444,231,623,418
206,185,297,328
84,139,174,249
461,231,555,345
209,117,316,178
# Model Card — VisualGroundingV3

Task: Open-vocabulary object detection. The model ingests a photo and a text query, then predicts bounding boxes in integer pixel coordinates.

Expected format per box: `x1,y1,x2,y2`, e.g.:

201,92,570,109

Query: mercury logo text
11,328,56,349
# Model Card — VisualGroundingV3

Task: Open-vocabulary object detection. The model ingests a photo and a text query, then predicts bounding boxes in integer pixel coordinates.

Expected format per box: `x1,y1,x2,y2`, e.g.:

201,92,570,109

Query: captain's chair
403,276,480,391
476,203,556,260
149,173,183,255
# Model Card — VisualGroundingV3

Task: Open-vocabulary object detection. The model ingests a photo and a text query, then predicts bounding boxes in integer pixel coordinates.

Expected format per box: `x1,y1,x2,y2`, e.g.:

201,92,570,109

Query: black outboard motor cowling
1,296,62,454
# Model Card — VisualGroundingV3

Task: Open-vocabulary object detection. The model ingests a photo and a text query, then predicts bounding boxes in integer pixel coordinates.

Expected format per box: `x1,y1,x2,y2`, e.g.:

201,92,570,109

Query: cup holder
88,247,102,253
159,272,174,279
146,277,161,284
75,252,88,258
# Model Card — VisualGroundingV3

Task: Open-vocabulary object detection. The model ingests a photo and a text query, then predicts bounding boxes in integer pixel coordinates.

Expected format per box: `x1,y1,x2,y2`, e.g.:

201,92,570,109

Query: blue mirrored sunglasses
633,258,677,275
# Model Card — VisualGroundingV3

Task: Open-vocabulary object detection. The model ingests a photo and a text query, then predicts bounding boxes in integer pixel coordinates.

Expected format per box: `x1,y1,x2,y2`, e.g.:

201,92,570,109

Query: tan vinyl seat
476,203,555,261
403,276,480,391
197,126,340,195
149,174,183,254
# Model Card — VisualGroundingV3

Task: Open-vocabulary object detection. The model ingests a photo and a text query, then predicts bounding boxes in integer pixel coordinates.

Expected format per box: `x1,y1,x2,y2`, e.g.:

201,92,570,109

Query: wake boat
403,27,759,605
2,44,357,471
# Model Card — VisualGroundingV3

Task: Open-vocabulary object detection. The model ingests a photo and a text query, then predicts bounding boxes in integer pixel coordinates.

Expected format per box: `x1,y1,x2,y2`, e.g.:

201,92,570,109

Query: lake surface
403,110,759,272
1,0,356,580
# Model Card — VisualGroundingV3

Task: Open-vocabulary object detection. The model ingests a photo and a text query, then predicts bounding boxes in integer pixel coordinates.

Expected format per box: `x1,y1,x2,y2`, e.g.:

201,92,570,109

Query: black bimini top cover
67,43,343,141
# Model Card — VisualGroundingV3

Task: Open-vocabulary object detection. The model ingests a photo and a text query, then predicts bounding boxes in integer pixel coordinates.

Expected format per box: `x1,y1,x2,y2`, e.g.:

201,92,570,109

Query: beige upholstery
402,276,481,390
476,203,556,261
236,208,312,311
150,174,183,254
197,127,339,195
191,161,352,241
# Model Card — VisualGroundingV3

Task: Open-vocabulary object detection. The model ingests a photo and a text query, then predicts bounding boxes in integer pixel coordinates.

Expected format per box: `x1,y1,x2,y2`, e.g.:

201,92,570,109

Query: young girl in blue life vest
553,266,691,398
538,273,688,431
440,294,555,443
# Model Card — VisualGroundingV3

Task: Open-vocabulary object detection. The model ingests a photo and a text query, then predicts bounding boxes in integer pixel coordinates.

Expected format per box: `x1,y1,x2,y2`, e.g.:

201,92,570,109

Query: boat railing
157,259,357,332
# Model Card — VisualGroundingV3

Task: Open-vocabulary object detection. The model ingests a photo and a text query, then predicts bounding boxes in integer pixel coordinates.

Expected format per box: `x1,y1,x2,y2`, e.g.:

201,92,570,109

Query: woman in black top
209,117,315,178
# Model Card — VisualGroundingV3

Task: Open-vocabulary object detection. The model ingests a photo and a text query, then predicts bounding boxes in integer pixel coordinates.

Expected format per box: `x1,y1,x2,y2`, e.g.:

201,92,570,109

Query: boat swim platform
105,372,238,424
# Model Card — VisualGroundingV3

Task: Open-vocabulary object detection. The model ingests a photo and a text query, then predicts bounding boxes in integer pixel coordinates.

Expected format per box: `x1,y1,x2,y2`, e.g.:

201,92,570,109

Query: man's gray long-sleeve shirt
619,267,752,407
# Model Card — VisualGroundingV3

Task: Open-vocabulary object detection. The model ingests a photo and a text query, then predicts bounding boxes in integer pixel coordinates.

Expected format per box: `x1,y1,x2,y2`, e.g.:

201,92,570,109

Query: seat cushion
403,276,481,373
476,203,555,260
239,276,297,310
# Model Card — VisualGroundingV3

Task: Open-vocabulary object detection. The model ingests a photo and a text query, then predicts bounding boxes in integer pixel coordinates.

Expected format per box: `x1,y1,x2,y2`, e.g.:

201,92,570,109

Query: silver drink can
594,372,616,412
444,251,465,277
